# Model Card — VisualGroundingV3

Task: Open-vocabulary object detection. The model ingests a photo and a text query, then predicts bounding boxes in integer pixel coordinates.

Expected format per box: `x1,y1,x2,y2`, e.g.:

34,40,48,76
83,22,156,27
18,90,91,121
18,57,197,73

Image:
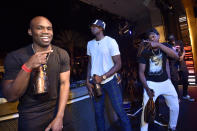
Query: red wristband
22,64,32,73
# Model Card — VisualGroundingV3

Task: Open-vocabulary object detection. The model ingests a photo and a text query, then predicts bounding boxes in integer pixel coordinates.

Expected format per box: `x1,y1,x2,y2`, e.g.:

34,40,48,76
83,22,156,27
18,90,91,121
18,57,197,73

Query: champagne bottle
93,74,102,97
94,83,102,97
33,65,48,94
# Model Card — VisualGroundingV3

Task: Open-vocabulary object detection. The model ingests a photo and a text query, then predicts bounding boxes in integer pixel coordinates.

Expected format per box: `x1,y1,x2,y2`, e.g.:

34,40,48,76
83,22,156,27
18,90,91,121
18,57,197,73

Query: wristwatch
102,75,107,80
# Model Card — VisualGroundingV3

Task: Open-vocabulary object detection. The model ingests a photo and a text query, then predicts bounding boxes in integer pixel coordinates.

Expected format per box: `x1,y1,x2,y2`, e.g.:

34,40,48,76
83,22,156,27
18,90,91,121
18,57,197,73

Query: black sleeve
58,49,70,73
3,53,21,80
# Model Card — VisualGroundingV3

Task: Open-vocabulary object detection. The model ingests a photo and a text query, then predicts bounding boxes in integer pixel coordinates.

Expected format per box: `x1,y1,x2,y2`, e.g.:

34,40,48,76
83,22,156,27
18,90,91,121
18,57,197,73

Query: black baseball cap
91,19,106,30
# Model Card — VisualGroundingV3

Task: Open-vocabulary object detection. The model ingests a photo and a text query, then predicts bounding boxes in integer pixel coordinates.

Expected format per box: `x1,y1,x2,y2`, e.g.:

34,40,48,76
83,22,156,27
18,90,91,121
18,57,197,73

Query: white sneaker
182,95,195,102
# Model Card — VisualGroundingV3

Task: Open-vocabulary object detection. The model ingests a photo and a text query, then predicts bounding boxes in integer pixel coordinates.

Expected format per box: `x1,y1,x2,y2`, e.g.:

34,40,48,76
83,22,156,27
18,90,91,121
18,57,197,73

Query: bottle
33,65,48,94
92,74,102,97
94,83,102,97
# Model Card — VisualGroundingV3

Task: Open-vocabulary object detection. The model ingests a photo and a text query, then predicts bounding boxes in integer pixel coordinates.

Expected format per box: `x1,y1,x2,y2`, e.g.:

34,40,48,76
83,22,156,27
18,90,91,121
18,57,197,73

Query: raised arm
143,40,179,60
2,50,52,101
158,43,179,60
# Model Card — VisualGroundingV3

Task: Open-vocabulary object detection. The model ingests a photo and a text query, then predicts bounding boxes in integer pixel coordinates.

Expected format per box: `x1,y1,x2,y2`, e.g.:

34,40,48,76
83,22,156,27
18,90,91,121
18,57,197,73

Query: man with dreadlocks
137,28,179,131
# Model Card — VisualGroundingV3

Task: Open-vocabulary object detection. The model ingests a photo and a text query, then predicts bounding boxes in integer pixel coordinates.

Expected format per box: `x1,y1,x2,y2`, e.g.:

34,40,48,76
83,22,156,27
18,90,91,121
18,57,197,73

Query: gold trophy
94,83,102,97
93,74,102,97
33,64,49,94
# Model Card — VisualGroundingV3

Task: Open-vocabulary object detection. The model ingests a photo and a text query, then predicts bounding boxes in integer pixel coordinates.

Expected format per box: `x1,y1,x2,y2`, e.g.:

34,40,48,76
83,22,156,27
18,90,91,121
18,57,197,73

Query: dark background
0,0,136,57
0,0,138,84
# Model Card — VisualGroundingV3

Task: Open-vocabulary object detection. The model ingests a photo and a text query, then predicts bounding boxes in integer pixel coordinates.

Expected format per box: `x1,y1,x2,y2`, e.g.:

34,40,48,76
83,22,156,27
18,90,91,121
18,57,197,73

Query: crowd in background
69,55,143,106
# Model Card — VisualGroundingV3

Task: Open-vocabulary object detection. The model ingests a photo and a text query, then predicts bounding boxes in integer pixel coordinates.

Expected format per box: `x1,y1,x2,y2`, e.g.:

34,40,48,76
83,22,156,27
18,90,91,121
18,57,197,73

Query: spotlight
118,20,134,36
123,29,129,34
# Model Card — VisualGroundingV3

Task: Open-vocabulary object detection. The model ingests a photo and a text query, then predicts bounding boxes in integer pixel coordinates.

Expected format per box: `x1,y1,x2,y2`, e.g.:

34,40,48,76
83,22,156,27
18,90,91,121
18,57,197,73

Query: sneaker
182,95,195,102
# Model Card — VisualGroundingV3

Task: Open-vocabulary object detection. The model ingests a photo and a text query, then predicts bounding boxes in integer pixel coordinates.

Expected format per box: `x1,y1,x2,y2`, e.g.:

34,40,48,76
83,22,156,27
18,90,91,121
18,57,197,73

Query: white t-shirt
87,36,120,84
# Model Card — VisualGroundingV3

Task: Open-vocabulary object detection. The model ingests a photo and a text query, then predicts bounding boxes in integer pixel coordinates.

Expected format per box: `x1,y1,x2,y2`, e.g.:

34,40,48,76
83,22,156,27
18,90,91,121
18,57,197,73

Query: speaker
65,97,97,131
66,95,118,131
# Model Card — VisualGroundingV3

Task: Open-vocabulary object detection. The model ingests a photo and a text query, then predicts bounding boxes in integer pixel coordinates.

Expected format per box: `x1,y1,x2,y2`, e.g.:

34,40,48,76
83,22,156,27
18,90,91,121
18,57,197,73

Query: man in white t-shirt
86,19,132,131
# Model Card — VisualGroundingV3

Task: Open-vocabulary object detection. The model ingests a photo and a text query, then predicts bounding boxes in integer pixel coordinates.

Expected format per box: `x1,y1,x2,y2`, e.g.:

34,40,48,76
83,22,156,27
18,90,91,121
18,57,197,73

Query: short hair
29,16,51,29
168,34,175,41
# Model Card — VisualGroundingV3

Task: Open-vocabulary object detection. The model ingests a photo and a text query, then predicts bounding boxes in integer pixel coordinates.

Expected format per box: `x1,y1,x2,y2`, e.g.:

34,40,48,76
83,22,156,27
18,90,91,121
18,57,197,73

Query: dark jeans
170,61,189,97
92,77,132,131
171,72,188,97
179,70,189,96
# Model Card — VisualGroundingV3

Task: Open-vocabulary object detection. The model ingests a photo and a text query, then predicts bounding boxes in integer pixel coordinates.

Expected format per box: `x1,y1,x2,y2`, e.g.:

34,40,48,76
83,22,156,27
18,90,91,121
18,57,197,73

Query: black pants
171,72,189,98
179,70,189,96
